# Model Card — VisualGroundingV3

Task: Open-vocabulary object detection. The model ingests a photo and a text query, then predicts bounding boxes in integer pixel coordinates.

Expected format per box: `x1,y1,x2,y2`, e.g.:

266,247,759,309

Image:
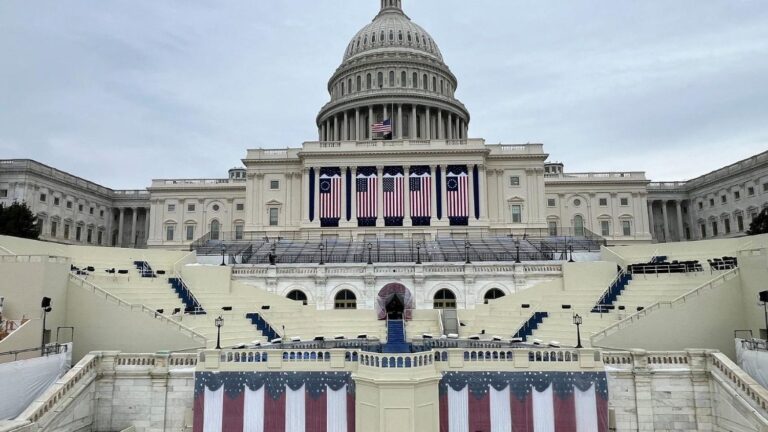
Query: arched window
423,74,428,90
432,76,437,92
389,71,395,87
377,72,383,88
398,31,403,42
407,32,412,44
412,72,418,88
574,215,585,237
433,289,456,309
380,31,385,42
340,82,345,96
484,288,506,304
348,78,352,94
371,33,376,43
357,75,362,92
389,30,394,42
334,290,357,309
209,220,220,241
287,290,308,305
440,79,444,94
363,35,368,46
401,71,406,87
366,73,372,90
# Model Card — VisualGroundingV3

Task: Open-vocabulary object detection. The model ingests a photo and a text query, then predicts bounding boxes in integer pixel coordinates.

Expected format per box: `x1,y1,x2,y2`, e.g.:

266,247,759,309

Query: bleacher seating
168,277,206,315
382,320,409,353
512,312,549,342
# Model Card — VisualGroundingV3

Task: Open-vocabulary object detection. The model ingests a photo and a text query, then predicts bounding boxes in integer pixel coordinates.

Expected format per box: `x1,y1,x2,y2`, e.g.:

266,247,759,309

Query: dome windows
389,30,394,42
389,71,395,87
377,72,383,88
398,31,403,42
380,31,385,43
363,35,368,46
371,33,376,44
432,76,437,92
423,73,428,90
357,75,362,92
366,73,372,90
400,71,406,87
407,32,412,44
412,72,418,89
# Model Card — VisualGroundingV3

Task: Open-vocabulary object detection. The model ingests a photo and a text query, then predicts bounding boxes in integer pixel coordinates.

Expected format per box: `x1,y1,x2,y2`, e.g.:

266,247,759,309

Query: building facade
3,1,767,250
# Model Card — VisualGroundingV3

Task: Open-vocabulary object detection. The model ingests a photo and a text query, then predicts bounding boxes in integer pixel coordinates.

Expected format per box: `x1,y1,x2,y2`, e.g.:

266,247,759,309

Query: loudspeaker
618,306,625,311
562,305,572,310
41,297,51,308
222,306,233,311
760,291,768,303
261,305,271,310
521,304,530,308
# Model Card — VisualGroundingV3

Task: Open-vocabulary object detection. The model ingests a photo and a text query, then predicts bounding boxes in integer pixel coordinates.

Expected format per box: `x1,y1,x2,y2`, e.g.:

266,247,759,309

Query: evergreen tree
747,208,768,235
0,202,40,239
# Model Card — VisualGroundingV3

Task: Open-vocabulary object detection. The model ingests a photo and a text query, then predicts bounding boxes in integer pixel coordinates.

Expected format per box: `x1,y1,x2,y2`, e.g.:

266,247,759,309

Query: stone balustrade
0,254,70,264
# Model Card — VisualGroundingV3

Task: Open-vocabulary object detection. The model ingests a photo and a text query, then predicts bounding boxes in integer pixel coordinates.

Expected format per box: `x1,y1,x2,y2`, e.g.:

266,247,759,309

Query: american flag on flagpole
409,172,432,218
383,173,404,219
447,171,468,218
319,172,341,220
356,172,377,219
371,119,392,134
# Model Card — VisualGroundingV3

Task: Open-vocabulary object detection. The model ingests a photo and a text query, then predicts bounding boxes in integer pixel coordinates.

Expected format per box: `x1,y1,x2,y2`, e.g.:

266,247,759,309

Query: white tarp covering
0,345,71,420
736,339,768,389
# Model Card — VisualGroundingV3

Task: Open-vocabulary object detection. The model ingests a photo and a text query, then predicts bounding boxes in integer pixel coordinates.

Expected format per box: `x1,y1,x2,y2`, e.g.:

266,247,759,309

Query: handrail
593,269,628,311
711,352,768,414
68,274,208,344
591,268,739,343
437,309,444,336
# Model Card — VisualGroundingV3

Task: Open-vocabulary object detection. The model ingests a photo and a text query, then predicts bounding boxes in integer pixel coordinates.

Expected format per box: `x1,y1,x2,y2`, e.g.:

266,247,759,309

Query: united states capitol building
2,2,768,432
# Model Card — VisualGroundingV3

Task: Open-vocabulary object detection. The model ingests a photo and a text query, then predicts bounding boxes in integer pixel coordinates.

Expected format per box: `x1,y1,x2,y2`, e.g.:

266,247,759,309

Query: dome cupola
316,0,470,142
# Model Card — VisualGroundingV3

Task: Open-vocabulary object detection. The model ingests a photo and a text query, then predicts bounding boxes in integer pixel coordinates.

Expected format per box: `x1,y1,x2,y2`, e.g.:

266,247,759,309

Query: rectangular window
709,198,715,207
187,203,196,212
66,201,72,209
269,208,279,226
600,220,610,236
76,226,82,241
63,224,70,239
620,197,629,206
236,203,245,211
235,225,244,240
724,218,731,234
511,205,522,223
748,186,755,196
700,224,706,239
734,191,741,200
0,189,7,198
721,195,727,204
166,225,175,241
78,204,83,211
712,221,719,236
547,198,556,207
40,193,46,202
509,176,520,187
599,198,607,206
698,202,703,210
54,197,60,206
548,221,558,236
87,229,92,243
764,183,768,192
270,180,280,190
622,220,631,236
737,215,744,232
100,209,104,217
186,225,195,241
167,204,176,212
50,221,57,237
97,231,103,245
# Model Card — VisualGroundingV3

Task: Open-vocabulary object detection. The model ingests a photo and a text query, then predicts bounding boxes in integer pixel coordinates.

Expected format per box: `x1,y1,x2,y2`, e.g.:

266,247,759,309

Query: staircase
382,320,409,353
133,260,155,278
168,277,206,315
246,313,281,341
592,271,633,313
512,312,548,342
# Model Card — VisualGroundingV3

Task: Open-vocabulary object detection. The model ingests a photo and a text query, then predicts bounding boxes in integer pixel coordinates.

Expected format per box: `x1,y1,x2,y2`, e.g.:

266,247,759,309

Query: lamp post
367,243,373,265
319,244,325,265
514,239,521,264
568,245,575,263
215,315,224,350
464,240,471,264
573,314,583,349
415,241,422,265
760,291,768,339
220,245,226,266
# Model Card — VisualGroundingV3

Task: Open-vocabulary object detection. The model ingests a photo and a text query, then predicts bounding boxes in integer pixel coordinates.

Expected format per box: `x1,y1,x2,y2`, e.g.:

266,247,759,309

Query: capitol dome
316,0,470,143
343,2,443,62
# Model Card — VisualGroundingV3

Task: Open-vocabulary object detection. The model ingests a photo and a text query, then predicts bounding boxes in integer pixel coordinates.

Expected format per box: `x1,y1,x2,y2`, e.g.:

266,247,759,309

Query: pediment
265,199,283,206
507,196,525,203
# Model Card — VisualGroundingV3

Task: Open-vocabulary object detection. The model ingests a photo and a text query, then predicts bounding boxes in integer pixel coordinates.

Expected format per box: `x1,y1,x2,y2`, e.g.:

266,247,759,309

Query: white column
342,111,348,141
478,165,488,222
333,116,338,141
350,166,357,224
447,112,454,139
355,108,360,141
429,165,438,223
437,109,443,139
661,201,669,242
425,107,431,140
467,165,475,222
285,174,293,228
403,165,411,227
496,169,504,223
397,104,403,139
647,201,655,240
688,201,697,240
376,165,384,227
368,106,374,139
313,169,320,226
130,207,138,247
143,208,150,247
301,168,310,224
384,104,388,121
340,167,348,225
118,208,125,247
411,105,417,139
675,200,685,241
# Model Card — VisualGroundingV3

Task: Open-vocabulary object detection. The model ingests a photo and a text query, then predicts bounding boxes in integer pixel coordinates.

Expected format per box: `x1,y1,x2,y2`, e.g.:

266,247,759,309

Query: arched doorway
334,290,357,309
286,290,308,306
573,215,585,237
483,288,506,304
433,289,456,309
210,220,220,241
375,283,414,320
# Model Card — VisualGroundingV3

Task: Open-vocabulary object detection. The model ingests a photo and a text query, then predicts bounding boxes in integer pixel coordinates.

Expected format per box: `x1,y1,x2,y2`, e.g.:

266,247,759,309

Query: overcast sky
1,1,767,189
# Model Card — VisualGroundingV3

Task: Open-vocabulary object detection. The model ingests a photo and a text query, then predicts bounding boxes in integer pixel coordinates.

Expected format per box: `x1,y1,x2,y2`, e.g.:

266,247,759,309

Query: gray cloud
0,0,766,188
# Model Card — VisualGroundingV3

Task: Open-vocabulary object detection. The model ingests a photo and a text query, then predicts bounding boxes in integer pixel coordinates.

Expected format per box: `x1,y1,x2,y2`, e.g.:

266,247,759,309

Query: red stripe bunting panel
356,173,377,219
319,172,341,221
194,372,355,432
